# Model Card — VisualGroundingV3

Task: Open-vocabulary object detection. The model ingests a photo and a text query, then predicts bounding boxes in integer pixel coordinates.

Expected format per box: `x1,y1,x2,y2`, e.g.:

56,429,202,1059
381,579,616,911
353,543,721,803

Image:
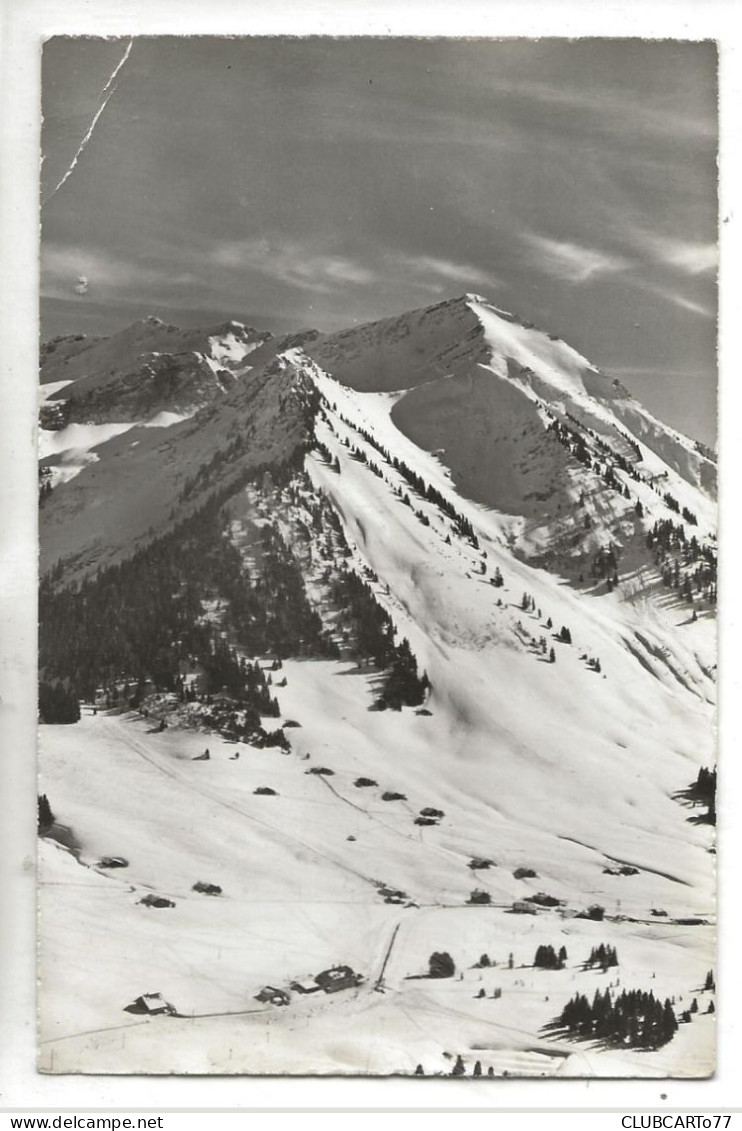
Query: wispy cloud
506,78,714,142
619,222,718,276
669,294,713,317
212,238,501,300
522,233,630,285
42,245,136,293
645,235,717,276
41,244,196,299
394,253,500,290
521,229,715,318
652,288,714,319
211,239,377,293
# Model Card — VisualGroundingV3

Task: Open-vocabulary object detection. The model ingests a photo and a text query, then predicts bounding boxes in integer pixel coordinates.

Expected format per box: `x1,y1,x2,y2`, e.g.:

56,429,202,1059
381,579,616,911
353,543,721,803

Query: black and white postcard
34,32,718,1080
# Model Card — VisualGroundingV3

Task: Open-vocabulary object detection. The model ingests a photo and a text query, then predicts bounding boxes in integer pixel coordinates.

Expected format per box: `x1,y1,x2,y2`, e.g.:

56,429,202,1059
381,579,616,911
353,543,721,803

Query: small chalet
290,978,321,995
178,659,208,697
138,893,176,909
95,678,155,709
124,992,175,1016
255,986,290,1006
192,881,222,896
314,965,363,994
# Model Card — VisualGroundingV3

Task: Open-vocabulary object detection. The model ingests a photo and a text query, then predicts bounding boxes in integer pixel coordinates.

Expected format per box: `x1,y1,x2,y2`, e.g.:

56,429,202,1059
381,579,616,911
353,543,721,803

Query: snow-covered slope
307,294,715,501
41,316,271,393
39,318,274,447
38,361,318,577
38,293,716,1077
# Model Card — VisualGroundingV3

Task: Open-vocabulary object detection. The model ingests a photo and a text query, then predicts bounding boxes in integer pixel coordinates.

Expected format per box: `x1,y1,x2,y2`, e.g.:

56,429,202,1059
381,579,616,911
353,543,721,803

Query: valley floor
38,669,715,1077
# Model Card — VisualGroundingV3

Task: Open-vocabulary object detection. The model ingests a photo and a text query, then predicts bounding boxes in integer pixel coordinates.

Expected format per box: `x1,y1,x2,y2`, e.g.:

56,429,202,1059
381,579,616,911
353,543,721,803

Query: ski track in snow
104,714,377,889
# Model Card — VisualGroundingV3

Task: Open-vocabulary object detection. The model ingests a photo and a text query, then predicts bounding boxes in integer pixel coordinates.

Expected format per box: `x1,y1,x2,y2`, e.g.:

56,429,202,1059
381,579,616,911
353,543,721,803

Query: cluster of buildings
256,965,363,1006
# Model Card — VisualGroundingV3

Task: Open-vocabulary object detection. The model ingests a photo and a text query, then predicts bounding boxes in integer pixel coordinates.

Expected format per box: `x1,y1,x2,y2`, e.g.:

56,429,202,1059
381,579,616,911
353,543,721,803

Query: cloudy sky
41,37,717,442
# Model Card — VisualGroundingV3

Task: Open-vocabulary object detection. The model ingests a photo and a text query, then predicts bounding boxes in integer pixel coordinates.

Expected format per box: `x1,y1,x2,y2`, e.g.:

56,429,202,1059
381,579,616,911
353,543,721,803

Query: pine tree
429,951,455,979
663,999,679,1043
376,637,429,710
555,988,677,1050
37,793,54,831
38,681,81,724
534,944,563,970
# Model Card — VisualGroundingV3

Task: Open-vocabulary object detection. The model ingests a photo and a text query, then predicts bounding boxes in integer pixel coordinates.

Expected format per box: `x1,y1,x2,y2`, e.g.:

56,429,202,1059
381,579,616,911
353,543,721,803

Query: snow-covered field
39,677,714,1076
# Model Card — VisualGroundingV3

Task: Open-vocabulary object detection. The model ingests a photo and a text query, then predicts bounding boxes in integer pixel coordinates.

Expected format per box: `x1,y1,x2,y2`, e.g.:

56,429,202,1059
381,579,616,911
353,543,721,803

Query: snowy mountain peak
303,295,714,509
